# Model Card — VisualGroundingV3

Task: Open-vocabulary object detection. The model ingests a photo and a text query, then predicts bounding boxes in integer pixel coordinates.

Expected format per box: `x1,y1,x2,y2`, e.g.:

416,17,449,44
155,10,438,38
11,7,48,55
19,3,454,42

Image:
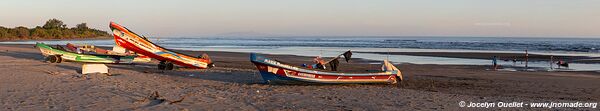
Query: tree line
0,19,110,40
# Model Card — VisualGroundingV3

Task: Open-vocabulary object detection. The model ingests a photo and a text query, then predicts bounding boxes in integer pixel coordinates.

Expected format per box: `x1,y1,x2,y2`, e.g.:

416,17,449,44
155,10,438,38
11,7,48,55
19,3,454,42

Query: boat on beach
109,22,214,70
250,53,403,84
64,43,152,63
35,42,135,63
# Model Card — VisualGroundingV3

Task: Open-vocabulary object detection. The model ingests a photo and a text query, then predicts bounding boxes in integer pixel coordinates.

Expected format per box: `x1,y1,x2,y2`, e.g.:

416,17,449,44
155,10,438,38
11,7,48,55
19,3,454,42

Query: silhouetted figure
492,56,498,70
525,50,529,68
557,60,569,68
512,57,517,66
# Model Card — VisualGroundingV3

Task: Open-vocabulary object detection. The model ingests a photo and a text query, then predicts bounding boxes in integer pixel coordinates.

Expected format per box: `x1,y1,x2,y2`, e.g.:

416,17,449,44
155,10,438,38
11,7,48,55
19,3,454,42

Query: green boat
36,43,135,63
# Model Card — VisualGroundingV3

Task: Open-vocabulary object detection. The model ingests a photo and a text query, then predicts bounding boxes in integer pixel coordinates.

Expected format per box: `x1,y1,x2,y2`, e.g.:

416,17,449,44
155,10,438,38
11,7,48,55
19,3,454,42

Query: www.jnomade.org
459,101,598,108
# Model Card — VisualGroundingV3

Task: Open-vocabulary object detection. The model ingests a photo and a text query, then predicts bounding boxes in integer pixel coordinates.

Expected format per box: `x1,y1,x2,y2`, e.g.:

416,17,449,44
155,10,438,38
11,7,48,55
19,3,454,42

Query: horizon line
145,35,600,39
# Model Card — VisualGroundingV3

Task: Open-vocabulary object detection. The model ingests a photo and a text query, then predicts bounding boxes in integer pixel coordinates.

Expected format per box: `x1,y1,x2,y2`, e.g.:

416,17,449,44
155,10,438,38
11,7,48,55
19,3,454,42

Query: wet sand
1,44,599,110
360,51,600,63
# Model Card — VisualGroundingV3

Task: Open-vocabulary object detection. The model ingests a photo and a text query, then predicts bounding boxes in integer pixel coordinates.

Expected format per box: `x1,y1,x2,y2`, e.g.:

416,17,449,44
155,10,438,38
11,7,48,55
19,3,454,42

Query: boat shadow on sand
106,63,265,84
0,50,84,72
0,50,45,60
106,63,409,87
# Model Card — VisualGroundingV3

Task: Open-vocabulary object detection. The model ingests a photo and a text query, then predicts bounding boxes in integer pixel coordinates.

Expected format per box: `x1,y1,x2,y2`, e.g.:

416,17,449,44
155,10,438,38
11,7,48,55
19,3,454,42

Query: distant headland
0,19,110,41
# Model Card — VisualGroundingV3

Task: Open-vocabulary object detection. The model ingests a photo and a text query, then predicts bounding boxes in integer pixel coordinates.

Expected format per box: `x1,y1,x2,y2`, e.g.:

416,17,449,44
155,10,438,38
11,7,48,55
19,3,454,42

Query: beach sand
1,44,599,110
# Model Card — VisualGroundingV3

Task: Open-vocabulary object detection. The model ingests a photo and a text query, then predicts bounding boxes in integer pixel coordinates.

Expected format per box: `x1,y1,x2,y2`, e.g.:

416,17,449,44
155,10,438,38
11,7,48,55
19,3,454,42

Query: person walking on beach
492,56,498,70
550,55,554,70
512,56,517,66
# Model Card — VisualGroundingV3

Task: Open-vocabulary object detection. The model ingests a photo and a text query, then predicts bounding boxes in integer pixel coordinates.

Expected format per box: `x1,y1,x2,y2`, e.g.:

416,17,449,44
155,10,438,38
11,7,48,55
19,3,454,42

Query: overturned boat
250,53,403,84
36,42,135,63
109,22,213,70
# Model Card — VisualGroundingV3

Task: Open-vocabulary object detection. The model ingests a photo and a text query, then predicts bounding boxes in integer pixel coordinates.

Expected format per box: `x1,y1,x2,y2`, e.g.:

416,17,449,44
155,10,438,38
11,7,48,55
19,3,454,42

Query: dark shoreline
358,51,600,64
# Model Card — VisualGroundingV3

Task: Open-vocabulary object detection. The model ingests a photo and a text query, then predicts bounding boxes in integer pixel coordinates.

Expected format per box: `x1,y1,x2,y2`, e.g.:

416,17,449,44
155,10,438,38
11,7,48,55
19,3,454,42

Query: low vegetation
0,19,109,40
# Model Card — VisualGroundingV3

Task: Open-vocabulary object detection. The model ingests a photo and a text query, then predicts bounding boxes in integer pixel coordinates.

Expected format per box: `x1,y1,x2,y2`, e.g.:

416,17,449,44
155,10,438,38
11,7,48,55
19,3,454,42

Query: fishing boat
109,22,213,70
65,43,152,63
250,53,403,84
35,42,135,63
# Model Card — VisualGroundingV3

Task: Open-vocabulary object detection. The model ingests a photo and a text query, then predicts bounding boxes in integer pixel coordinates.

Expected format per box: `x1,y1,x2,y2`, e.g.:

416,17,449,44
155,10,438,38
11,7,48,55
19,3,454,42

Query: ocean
3,37,600,71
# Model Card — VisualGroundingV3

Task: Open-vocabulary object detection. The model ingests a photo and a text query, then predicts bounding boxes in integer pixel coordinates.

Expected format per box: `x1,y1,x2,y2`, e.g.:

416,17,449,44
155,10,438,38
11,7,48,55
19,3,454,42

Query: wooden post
387,49,390,61
320,50,323,57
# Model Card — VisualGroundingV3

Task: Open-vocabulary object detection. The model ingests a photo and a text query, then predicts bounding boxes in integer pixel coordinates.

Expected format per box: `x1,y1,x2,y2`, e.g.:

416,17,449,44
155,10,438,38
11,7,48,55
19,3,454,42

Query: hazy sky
1,0,599,37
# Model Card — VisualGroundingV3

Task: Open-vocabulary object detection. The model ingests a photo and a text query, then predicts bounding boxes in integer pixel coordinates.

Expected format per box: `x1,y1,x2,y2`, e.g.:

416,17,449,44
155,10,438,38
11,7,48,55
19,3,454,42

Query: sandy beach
1,44,599,110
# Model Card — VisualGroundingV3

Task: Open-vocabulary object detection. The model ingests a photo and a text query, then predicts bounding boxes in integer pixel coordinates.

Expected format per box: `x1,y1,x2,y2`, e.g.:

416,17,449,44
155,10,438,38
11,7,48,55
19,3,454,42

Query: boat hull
109,22,211,69
250,53,401,84
36,43,135,63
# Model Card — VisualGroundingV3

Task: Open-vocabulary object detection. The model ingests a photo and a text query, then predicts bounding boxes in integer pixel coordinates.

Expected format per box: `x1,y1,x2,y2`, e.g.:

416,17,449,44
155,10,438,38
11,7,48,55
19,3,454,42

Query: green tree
75,23,88,30
0,26,8,38
46,28,63,39
5,28,17,39
30,27,48,38
2,19,110,40
13,26,30,38
62,29,75,38
42,18,67,29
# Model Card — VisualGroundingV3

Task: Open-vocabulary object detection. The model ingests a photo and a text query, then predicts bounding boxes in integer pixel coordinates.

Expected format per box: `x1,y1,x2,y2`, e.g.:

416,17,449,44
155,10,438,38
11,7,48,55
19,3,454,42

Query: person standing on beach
550,55,554,70
492,56,498,70
525,50,529,68
512,56,517,66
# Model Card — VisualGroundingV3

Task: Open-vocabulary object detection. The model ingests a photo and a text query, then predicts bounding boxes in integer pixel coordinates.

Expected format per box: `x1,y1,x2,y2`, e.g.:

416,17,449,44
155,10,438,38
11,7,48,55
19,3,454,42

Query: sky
1,0,599,38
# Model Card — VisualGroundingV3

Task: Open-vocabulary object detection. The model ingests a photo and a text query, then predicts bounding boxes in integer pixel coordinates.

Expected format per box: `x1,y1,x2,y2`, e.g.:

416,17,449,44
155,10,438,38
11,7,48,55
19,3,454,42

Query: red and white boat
250,53,403,84
110,22,213,70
